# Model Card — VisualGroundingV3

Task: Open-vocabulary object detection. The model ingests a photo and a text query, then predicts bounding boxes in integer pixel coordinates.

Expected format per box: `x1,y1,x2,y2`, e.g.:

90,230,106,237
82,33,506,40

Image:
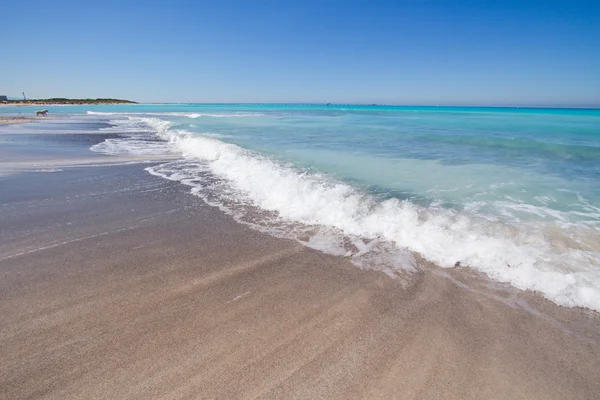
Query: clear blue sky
2,0,600,106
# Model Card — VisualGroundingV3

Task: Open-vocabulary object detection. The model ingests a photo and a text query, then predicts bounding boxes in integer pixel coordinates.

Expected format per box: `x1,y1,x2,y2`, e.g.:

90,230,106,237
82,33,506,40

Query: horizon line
3,98,600,110
139,102,600,110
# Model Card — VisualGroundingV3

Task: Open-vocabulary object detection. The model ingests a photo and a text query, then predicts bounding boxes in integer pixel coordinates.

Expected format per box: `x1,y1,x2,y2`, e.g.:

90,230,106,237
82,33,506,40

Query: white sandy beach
0,128,599,399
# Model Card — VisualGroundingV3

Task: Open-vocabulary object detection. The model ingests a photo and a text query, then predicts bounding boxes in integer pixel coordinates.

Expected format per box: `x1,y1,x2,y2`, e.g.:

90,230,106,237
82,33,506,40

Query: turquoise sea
3,104,600,310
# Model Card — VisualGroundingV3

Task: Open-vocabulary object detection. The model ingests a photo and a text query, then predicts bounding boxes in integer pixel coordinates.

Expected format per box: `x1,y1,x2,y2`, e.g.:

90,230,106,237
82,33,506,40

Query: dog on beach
36,110,48,116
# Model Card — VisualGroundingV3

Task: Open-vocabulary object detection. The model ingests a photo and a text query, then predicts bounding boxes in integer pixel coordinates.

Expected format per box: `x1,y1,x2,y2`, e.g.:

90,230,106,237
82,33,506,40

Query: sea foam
94,116,600,311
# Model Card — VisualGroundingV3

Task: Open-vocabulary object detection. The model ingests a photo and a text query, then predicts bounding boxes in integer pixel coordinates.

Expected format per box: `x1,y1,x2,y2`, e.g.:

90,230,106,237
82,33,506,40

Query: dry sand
1,162,599,400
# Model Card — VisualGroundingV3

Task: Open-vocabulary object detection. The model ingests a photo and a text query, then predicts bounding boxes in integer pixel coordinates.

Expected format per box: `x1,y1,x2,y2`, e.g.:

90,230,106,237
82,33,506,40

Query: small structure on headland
0,95,7,102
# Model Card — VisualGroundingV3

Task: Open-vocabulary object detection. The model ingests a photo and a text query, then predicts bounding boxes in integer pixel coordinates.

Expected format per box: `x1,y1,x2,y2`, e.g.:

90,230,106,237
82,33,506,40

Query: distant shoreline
1,101,597,110
1,98,136,106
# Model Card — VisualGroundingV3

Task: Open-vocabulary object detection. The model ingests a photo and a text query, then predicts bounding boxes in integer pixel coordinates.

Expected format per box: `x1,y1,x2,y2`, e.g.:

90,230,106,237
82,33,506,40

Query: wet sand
0,116,53,125
0,130,174,176
1,139,599,399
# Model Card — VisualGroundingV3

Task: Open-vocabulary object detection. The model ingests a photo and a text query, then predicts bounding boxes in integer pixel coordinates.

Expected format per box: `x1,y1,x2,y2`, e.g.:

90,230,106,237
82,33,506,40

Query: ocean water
3,104,600,310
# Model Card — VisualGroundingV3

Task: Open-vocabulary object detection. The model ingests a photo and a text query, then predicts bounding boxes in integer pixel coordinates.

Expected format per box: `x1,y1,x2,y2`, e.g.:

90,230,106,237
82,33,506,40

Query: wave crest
93,116,600,311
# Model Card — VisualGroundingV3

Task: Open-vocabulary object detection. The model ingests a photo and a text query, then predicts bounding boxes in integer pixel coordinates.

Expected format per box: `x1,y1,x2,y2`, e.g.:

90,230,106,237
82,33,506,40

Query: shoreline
1,160,598,399
0,128,599,398
0,116,58,125
4,114,598,312
0,128,176,176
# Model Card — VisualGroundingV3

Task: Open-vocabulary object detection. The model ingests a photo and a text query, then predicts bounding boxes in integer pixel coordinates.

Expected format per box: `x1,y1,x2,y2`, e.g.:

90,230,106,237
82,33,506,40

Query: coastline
0,99,136,106
0,128,599,399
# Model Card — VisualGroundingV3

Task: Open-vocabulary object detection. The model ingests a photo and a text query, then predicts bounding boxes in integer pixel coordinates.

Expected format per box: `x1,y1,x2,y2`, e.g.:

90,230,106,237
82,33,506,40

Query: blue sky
2,0,600,105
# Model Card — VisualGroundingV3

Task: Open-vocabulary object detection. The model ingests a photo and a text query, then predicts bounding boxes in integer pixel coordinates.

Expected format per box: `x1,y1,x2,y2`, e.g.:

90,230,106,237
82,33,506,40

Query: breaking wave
92,116,600,311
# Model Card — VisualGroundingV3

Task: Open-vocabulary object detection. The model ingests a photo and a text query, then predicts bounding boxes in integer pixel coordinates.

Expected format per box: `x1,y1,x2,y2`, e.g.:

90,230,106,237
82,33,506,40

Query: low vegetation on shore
3,98,137,105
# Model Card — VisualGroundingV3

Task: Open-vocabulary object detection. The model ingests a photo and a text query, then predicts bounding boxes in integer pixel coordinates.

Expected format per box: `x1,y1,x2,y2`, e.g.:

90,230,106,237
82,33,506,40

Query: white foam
96,116,600,311
90,118,175,156
90,136,172,156
32,168,63,173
